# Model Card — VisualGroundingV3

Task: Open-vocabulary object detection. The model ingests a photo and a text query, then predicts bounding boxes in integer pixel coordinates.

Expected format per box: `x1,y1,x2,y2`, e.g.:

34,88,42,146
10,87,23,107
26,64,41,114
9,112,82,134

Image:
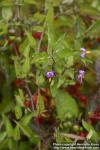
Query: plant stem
25,84,35,111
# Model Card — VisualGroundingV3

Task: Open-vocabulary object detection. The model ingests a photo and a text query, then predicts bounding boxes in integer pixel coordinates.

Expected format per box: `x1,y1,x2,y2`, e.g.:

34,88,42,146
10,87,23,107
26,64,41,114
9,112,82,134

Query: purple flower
46,71,55,78
80,52,86,58
78,70,85,84
80,48,86,58
80,48,86,52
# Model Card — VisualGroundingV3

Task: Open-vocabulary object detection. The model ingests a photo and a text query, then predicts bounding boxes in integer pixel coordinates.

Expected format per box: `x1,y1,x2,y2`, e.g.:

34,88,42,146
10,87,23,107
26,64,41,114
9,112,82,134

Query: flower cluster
46,71,55,78
78,70,85,84
80,47,86,58
77,47,86,84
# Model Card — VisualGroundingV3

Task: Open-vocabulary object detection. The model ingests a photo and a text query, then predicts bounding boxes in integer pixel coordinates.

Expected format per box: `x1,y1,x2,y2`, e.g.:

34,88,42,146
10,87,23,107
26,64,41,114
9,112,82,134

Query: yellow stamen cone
49,78,51,82
86,51,91,54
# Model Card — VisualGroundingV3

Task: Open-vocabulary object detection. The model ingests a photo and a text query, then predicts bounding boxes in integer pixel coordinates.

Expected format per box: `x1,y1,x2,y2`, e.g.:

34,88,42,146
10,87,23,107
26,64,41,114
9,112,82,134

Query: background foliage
0,0,100,149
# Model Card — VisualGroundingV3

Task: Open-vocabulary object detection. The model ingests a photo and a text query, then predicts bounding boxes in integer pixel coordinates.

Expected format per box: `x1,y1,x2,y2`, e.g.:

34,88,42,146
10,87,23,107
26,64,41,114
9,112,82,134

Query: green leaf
8,138,16,150
82,120,99,142
0,21,7,34
82,120,94,131
32,52,48,64
47,26,55,53
2,7,12,21
0,139,8,150
87,129,94,140
13,125,20,141
23,45,30,57
0,132,7,143
2,115,14,137
15,89,25,106
20,112,36,125
36,71,45,86
54,34,66,52
14,58,22,77
25,31,36,47
57,77,65,88
55,128,72,143
15,105,22,120
67,56,74,68
46,3,54,25
22,56,30,77
19,39,30,57
55,90,79,121
33,12,45,23
56,131,65,143
66,69,75,79
50,80,58,97
54,36,72,59
19,142,30,150
15,121,32,138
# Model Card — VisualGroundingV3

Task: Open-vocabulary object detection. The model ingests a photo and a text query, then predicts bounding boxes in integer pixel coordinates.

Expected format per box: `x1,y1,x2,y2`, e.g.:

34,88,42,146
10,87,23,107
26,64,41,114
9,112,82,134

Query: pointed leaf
22,56,30,77
2,115,14,137
13,125,20,141
15,105,22,120
20,112,36,125
2,7,12,21
0,132,7,143
15,121,32,138
67,56,74,68
25,31,36,47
